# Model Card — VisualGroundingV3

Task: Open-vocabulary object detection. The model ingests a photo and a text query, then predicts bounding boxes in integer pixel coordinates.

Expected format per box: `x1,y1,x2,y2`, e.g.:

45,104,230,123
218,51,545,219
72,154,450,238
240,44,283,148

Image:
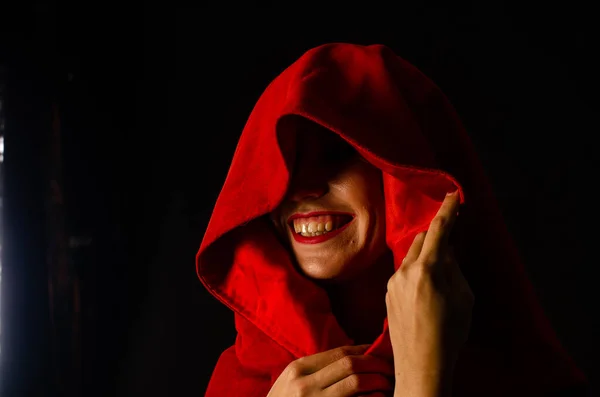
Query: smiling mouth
288,212,354,237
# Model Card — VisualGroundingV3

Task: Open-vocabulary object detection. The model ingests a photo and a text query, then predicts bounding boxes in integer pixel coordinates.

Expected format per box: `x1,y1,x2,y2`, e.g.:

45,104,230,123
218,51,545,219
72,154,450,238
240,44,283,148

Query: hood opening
198,43,586,396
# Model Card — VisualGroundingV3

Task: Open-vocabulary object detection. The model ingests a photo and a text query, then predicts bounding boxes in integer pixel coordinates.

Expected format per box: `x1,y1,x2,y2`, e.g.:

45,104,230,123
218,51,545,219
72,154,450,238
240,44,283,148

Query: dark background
0,2,597,396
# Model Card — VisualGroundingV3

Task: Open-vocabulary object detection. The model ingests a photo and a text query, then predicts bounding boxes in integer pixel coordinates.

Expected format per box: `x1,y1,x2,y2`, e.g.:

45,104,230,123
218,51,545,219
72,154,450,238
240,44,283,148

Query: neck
325,251,395,344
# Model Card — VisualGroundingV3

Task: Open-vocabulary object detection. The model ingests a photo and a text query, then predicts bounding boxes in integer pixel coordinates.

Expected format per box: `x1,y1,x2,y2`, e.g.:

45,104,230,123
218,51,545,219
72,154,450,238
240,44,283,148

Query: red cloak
196,43,586,396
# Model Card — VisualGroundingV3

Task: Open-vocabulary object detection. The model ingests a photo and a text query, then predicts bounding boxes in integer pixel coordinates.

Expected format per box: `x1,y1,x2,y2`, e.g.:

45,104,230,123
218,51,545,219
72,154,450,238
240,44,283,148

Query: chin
299,259,361,283
297,260,342,281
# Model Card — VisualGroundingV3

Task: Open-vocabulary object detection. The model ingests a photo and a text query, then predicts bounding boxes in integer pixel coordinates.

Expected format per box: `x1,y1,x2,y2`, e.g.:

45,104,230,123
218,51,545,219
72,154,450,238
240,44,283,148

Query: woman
196,43,586,396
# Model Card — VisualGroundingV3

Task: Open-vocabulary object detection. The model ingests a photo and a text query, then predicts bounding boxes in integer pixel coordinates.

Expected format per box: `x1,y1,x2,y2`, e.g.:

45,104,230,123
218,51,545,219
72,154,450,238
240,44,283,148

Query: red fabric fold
197,43,585,396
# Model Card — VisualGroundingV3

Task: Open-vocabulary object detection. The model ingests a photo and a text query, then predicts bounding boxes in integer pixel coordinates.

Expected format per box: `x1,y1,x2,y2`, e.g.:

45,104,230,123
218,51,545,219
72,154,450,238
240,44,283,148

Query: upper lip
287,210,354,224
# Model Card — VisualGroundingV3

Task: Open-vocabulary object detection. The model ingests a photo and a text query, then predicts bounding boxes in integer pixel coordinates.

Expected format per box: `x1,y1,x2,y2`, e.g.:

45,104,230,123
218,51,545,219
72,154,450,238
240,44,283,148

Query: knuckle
423,251,440,266
338,356,356,372
345,374,361,391
285,360,303,378
386,274,397,291
415,268,436,290
413,260,433,276
430,215,448,230
328,346,352,362
293,378,311,397
336,345,354,358
398,263,412,276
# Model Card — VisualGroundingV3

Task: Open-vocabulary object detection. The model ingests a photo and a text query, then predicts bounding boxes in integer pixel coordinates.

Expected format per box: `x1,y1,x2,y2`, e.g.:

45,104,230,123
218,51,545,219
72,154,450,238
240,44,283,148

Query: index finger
419,191,460,263
294,345,371,374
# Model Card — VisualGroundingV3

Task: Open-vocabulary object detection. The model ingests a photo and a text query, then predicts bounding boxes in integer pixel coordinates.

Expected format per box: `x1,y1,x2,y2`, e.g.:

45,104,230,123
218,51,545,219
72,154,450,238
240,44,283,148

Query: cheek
362,194,386,249
355,171,386,245
351,165,384,208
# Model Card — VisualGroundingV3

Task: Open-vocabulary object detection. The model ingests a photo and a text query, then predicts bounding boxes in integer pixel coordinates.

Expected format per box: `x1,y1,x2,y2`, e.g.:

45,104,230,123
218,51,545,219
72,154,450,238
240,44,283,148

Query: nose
288,184,327,202
287,160,329,202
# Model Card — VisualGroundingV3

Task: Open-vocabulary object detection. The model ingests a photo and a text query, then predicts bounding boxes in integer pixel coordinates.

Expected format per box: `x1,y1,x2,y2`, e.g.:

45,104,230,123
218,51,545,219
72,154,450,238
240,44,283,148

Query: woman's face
271,124,388,283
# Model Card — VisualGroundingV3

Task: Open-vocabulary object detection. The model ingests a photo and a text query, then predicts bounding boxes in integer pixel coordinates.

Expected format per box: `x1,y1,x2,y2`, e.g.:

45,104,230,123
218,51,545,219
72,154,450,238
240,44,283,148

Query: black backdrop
1,2,597,396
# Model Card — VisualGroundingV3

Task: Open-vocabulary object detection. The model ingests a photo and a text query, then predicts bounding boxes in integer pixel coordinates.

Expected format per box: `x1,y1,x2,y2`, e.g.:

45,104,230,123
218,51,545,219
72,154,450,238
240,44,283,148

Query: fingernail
446,190,458,197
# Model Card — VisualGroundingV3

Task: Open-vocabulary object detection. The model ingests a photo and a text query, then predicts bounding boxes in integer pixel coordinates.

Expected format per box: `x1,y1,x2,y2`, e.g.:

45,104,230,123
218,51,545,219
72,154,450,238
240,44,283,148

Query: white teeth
292,215,347,237
295,222,332,237
298,222,330,236
298,229,329,237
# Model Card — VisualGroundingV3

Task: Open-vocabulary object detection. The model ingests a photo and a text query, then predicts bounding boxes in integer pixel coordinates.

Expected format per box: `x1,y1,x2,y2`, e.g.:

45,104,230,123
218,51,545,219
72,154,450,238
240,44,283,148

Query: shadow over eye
322,137,360,169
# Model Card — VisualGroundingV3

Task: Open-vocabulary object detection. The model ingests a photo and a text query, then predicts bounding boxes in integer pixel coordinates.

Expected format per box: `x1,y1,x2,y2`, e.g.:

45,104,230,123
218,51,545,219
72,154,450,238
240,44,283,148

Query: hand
385,191,474,397
267,345,394,397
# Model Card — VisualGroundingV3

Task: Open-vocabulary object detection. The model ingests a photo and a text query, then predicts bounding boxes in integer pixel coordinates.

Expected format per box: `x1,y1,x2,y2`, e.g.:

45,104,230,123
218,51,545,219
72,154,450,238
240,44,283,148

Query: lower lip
291,220,353,244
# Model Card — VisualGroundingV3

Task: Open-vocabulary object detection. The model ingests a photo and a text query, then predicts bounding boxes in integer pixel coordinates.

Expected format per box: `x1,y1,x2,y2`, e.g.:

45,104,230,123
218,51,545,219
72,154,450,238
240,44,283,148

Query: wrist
394,368,454,397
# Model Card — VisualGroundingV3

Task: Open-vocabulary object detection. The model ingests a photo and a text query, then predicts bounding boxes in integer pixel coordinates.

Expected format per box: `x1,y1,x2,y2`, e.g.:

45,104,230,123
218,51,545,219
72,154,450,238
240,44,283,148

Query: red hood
197,43,585,396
